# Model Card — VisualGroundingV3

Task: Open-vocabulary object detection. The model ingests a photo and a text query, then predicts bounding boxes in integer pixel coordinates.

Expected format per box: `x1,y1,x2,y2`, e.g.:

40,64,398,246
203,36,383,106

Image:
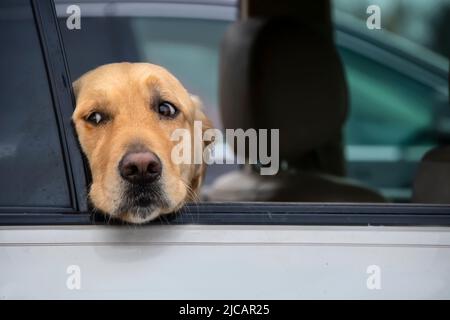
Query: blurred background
334,0,450,58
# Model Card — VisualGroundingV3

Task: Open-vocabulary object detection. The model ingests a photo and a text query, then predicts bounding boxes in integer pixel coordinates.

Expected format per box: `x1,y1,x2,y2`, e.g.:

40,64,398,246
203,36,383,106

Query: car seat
204,0,385,203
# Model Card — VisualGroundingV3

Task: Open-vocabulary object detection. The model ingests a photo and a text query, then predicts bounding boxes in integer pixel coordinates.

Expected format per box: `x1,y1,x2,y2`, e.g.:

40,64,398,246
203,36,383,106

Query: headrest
413,146,450,203
219,17,348,161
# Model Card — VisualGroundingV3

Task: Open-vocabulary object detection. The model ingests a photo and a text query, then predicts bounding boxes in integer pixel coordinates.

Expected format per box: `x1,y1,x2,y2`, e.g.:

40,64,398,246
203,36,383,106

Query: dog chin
115,198,167,224
112,182,170,222
119,207,162,224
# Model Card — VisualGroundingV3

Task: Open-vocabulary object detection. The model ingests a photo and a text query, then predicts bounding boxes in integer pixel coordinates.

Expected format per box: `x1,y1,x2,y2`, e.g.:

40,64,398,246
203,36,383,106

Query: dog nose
119,151,162,184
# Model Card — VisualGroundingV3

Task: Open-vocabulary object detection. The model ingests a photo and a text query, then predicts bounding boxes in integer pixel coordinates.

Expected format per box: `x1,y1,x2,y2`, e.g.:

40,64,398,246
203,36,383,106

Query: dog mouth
115,182,170,221
111,147,171,222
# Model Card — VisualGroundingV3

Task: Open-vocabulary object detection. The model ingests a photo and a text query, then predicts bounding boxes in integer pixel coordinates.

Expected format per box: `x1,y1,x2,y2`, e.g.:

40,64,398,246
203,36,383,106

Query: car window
56,1,449,205
0,0,71,208
58,16,236,186
59,16,228,129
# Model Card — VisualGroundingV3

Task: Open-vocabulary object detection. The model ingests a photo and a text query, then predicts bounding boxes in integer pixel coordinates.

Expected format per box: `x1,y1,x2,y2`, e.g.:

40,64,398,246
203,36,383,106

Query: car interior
204,1,388,203
44,0,450,206
52,0,450,206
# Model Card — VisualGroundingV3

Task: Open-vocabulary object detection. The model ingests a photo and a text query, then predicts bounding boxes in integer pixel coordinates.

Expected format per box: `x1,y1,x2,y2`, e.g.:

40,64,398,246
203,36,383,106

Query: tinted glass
0,0,71,207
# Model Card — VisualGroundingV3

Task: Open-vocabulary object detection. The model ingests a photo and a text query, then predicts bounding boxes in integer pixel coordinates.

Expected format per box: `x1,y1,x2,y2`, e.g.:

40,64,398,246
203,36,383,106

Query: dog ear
72,79,81,99
189,95,213,198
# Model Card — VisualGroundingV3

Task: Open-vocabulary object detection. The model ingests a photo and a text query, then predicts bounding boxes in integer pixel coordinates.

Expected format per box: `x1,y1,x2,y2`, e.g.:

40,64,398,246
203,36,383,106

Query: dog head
72,63,211,223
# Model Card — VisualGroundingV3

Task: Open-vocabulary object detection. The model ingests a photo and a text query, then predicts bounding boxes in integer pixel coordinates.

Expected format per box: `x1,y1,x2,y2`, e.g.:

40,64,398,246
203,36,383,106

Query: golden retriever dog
72,62,211,223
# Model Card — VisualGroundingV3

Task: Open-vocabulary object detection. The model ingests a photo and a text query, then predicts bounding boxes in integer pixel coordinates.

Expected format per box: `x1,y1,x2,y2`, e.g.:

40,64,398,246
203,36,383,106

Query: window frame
162,203,450,226
0,0,90,224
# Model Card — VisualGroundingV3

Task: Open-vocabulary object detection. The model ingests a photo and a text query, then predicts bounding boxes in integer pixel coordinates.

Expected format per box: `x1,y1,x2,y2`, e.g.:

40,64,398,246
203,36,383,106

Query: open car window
55,0,449,209
0,0,447,226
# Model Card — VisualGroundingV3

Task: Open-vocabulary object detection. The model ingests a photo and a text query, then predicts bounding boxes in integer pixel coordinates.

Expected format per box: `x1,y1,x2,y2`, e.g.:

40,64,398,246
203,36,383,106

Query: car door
0,0,88,225
1,0,450,300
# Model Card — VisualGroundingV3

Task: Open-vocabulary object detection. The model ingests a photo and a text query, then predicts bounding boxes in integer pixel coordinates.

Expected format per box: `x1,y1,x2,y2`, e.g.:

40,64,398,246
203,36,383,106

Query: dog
72,62,212,223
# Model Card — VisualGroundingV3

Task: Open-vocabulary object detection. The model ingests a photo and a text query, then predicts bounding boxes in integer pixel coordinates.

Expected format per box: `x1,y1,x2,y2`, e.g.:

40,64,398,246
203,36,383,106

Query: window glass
0,0,71,208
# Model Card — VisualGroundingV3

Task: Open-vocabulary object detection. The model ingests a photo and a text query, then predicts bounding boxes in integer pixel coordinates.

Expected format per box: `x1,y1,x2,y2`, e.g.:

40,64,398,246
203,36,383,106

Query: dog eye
158,102,178,118
86,112,105,125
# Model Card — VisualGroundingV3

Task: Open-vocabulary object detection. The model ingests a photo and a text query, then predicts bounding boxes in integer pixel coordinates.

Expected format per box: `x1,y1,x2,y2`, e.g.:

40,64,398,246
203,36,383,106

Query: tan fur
72,62,212,223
